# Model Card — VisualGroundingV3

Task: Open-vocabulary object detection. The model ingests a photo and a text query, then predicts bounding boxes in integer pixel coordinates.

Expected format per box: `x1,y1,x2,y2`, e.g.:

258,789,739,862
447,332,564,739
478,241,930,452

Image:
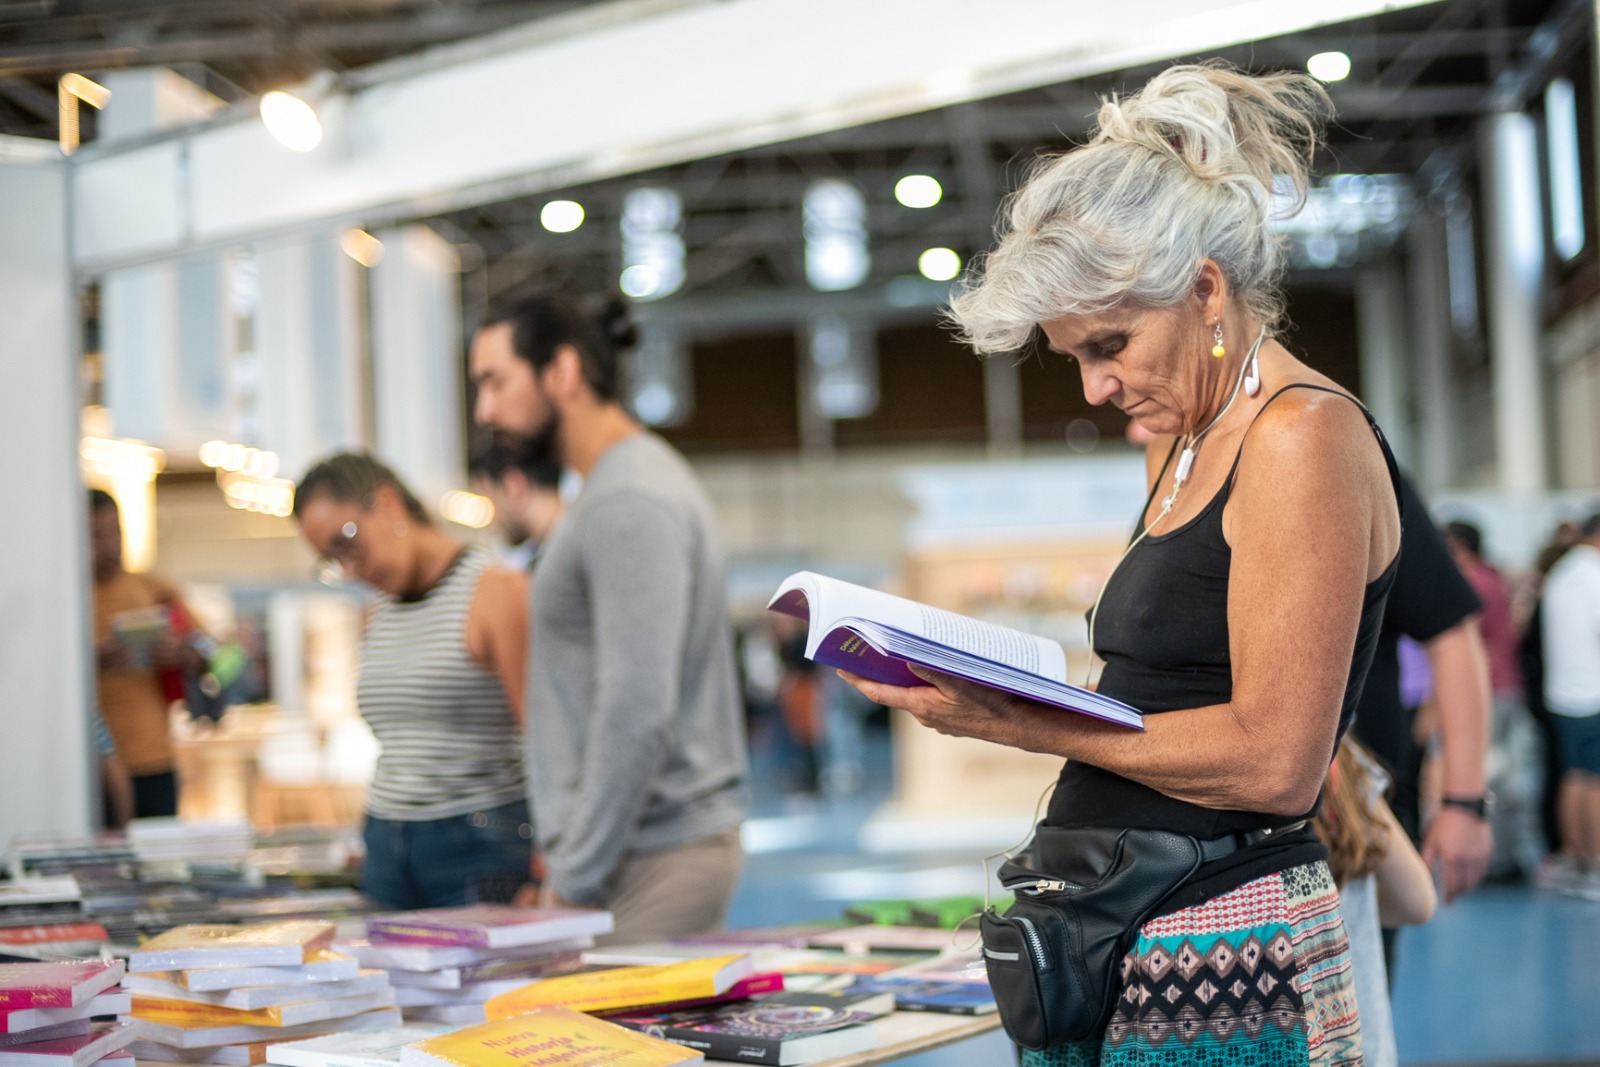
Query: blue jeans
361,798,534,910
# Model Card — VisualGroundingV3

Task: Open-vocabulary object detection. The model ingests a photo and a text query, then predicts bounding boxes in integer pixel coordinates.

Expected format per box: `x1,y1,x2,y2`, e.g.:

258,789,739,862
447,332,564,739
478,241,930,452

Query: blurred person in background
469,442,566,572
1444,520,1541,880
89,488,207,819
92,707,134,829
1538,512,1600,900
1521,520,1582,873
1349,474,1491,909
471,287,746,942
1313,737,1436,1067
293,452,533,909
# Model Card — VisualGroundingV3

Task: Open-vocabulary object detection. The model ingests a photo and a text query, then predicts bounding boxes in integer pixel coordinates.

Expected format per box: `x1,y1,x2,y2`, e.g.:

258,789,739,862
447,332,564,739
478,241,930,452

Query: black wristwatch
1440,793,1494,820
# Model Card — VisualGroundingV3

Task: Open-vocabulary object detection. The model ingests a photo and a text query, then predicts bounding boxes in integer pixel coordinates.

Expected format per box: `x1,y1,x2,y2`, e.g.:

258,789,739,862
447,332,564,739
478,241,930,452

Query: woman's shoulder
1241,378,1377,466
472,561,529,618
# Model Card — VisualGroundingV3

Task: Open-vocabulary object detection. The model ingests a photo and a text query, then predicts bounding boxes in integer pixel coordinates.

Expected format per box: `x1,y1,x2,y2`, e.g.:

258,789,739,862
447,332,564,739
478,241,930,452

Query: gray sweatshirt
525,432,747,904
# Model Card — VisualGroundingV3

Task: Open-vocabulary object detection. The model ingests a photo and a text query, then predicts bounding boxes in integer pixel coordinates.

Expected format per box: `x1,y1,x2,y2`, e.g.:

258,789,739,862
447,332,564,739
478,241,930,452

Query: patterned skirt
1022,860,1362,1067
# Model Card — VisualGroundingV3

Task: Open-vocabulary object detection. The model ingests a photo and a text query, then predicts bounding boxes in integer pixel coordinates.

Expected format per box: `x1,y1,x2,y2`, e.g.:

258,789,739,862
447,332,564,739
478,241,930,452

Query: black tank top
1045,384,1402,906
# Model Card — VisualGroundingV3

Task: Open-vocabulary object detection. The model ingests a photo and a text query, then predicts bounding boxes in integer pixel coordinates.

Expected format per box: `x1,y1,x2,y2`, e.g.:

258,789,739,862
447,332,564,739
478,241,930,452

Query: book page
771,572,1064,680
915,606,1063,679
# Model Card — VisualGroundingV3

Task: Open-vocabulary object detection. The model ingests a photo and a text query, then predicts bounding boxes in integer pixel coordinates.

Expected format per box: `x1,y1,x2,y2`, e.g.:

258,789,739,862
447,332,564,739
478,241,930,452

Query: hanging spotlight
918,247,962,282
1306,51,1352,83
894,175,943,209
541,200,586,233
58,73,110,156
339,229,385,267
260,89,323,152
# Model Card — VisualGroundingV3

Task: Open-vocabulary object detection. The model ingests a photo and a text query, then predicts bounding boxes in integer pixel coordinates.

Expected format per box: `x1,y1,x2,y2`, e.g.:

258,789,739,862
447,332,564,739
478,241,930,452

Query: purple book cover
366,906,610,948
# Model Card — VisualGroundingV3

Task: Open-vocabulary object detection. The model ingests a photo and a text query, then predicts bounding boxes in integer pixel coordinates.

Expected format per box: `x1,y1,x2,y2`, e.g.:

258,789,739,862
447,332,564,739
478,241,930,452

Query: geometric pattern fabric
1022,861,1363,1067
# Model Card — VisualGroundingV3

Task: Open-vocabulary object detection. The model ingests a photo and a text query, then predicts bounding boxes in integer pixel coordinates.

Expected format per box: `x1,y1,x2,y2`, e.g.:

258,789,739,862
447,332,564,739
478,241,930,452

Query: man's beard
494,406,562,469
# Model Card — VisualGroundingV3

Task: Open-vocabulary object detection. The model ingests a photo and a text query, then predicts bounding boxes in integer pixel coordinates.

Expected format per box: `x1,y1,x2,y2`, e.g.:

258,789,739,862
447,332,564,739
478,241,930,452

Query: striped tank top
357,545,527,820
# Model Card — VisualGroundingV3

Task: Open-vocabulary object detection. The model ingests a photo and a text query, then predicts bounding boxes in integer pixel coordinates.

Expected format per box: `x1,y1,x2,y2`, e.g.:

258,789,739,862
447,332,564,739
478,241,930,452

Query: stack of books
125,821,255,870
344,906,615,1026
482,953,882,1066
121,921,399,1064
0,960,133,1067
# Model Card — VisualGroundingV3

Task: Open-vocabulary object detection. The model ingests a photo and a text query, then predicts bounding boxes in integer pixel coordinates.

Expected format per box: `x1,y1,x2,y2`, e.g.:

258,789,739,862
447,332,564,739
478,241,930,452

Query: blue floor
728,726,1600,1066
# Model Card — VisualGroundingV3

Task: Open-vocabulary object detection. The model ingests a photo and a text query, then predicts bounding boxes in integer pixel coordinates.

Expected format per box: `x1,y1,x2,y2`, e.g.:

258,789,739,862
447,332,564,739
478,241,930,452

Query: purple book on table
0,1022,133,1067
365,906,613,949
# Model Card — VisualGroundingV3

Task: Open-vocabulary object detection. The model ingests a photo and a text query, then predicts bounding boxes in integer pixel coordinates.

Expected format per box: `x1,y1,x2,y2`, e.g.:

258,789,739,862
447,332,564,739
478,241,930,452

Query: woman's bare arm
844,392,1399,815
468,566,530,725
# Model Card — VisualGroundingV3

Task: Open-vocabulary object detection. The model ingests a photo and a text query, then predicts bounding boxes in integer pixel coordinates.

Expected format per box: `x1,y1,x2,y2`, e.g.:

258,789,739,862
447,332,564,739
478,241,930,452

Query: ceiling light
339,229,384,268
620,264,662,299
440,490,495,529
541,200,585,233
57,73,110,157
895,175,943,209
260,89,323,152
1307,51,1351,83
918,247,961,282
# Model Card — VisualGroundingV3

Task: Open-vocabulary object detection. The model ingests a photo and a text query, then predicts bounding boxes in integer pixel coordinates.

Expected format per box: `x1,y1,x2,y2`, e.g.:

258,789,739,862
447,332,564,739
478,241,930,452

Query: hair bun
1092,62,1327,208
596,296,639,351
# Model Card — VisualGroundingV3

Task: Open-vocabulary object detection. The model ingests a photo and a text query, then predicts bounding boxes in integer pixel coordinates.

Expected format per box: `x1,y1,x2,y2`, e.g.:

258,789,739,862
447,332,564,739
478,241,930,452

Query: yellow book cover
402,1006,702,1067
130,921,337,972
485,956,751,1019
131,987,396,1028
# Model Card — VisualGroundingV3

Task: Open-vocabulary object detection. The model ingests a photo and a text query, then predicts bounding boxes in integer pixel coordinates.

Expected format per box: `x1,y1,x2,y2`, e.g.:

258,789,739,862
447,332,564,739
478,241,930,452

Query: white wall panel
72,143,187,263
370,225,464,507
0,154,94,844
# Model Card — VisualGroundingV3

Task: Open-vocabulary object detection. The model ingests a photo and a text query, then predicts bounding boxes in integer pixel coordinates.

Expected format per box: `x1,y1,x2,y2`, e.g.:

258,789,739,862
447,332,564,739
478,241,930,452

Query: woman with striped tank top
295,452,534,909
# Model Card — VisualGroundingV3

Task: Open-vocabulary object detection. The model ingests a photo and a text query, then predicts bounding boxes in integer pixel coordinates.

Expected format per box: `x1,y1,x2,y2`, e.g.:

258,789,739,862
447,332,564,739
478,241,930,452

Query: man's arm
1421,618,1492,902
542,494,694,906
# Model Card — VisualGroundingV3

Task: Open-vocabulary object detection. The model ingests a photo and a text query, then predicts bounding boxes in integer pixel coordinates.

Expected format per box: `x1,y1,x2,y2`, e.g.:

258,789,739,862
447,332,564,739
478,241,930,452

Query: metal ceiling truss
425,0,1581,316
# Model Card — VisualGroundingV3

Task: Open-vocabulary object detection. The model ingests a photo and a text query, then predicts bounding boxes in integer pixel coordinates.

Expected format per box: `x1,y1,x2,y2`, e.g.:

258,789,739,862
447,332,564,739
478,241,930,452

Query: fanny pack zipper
1013,914,1051,970
1009,877,1079,895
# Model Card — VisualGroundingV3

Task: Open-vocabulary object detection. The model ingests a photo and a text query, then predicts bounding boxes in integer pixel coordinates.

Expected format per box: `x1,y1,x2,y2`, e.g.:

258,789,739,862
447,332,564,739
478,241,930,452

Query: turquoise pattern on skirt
1020,860,1361,1067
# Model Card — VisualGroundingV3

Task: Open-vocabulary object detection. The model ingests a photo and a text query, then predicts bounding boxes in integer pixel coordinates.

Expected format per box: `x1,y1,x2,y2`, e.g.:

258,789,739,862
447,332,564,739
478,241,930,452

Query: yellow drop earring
1211,322,1226,359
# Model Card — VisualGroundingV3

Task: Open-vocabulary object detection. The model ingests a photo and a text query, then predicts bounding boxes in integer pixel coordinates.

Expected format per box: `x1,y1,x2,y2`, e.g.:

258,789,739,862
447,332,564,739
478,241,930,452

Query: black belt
1196,819,1310,863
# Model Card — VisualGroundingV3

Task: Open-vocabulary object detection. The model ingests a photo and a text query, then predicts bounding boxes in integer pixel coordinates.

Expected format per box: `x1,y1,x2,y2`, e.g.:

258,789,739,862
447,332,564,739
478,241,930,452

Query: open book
767,571,1141,729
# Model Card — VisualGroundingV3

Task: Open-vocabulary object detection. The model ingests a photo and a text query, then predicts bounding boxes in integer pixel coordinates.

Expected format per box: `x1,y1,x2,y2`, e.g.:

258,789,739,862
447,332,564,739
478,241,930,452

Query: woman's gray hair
948,62,1330,354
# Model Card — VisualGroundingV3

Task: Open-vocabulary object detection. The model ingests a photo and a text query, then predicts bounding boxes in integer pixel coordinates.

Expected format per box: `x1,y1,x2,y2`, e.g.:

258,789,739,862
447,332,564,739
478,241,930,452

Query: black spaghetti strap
1222,384,1402,508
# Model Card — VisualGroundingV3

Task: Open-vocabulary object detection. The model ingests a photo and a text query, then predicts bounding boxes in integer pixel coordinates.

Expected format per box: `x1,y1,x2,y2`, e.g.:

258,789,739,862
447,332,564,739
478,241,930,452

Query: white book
130,1009,403,1050
125,1040,267,1065
394,1005,485,1026
124,973,391,1012
388,980,525,1009
338,939,591,975
0,879,81,908
264,1027,445,1067
129,924,336,974
175,955,360,993
0,993,129,1034
768,571,1143,728
0,1021,132,1067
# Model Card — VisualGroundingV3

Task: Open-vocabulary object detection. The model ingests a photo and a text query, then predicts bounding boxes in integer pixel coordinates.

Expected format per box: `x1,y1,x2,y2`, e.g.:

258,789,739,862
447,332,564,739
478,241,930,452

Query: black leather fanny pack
979,821,1305,1051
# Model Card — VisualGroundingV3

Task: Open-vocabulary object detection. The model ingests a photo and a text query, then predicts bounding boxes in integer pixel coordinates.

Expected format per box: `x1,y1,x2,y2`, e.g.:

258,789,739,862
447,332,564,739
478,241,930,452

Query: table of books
1,841,1007,1067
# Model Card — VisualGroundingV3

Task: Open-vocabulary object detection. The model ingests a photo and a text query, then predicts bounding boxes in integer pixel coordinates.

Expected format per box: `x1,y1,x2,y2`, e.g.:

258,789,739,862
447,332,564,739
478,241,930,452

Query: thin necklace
1082,325,1268,686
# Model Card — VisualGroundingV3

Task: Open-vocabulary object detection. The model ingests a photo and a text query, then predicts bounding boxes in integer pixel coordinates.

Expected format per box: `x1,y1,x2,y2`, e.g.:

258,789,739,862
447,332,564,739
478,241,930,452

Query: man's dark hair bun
596,296,638,351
